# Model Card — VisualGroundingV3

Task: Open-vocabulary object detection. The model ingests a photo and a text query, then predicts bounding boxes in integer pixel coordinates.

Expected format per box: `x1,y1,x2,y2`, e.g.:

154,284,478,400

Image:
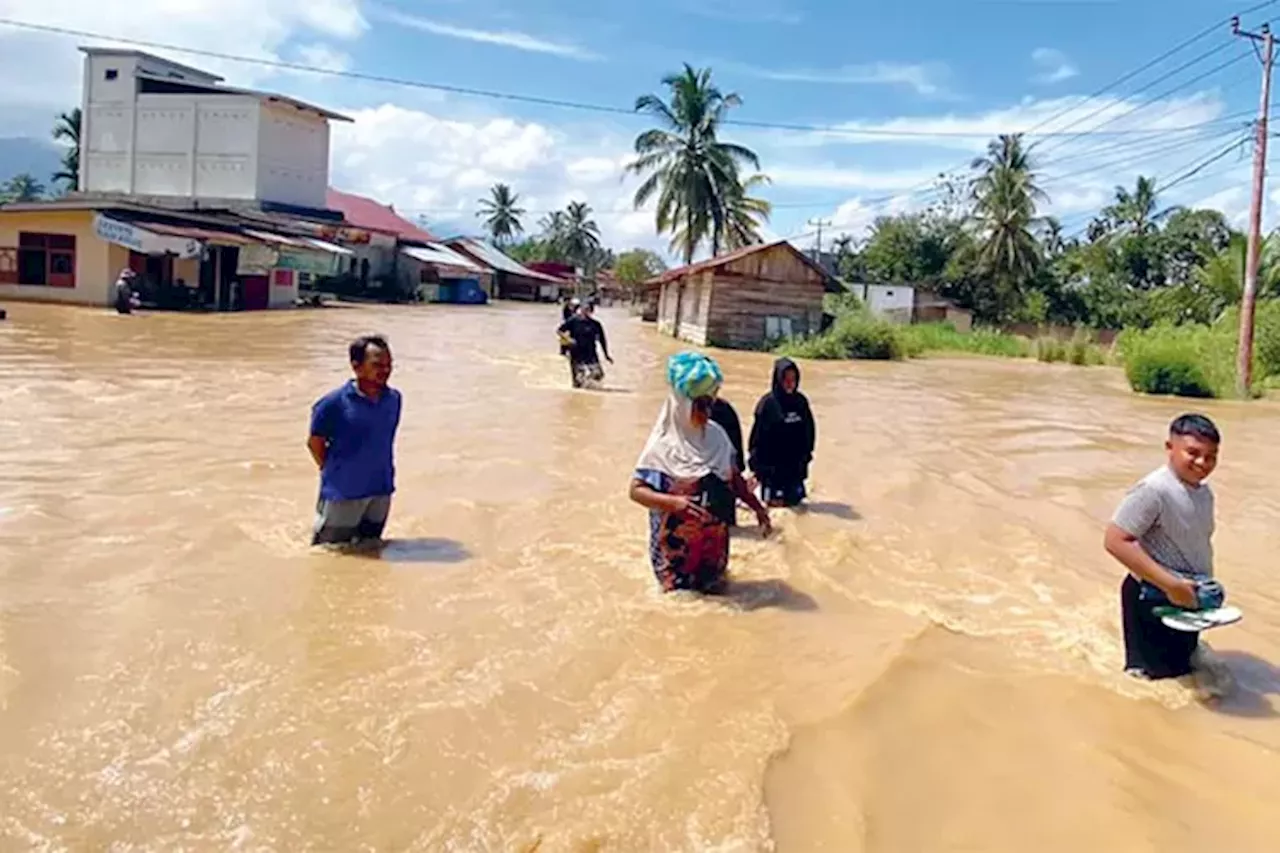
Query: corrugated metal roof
445,238,563,282
325,189,438,243
401,244,482,271
647,240,840,293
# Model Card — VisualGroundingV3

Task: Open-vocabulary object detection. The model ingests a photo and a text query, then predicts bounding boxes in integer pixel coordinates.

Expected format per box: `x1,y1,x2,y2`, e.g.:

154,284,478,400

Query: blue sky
0,0,1274,255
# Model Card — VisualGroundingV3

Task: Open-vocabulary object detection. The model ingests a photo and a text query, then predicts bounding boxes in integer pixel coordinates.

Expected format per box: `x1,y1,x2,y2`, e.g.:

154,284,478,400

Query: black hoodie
748,357,816,482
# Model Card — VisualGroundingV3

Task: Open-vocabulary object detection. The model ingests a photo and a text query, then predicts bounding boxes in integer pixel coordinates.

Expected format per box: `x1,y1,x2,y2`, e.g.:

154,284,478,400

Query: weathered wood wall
705,246,825,349
657,244,826,349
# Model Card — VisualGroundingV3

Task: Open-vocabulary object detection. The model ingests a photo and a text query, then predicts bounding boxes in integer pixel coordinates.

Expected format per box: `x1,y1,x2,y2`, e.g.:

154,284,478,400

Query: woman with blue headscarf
630,352,772,593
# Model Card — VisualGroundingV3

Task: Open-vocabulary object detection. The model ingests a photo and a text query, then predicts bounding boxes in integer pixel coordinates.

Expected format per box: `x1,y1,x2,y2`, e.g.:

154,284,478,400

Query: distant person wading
557,301,613,388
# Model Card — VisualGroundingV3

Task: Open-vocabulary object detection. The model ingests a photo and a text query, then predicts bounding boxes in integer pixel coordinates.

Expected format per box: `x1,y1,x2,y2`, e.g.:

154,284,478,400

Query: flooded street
2,302,1280,852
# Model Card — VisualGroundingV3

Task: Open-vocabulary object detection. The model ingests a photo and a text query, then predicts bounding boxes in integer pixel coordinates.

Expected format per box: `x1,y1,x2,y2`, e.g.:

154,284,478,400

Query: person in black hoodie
748,357,816,508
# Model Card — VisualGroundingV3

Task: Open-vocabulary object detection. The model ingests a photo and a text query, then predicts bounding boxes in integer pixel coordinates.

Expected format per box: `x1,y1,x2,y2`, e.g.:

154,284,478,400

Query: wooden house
646,241,835,350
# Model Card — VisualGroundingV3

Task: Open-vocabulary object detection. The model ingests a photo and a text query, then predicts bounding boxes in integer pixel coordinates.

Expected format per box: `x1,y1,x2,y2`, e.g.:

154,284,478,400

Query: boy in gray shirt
1104,414,1220,680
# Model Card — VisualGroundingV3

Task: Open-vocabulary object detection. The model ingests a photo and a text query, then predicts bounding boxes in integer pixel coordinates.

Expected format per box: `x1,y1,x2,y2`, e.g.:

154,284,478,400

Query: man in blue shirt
307,335,402,546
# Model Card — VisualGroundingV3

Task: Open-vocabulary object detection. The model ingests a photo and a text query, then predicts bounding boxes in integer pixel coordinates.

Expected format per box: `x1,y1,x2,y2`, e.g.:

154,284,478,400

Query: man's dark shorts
312,495,392,545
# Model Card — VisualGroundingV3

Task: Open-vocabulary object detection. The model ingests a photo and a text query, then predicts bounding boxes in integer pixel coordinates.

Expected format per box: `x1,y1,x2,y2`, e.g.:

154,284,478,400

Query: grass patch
897,323,1031,358
1032,329,1110,366
778,316,1112,368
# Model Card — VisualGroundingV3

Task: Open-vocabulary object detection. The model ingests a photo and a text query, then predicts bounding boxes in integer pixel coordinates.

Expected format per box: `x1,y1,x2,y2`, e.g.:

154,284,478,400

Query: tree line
829,134,1268,331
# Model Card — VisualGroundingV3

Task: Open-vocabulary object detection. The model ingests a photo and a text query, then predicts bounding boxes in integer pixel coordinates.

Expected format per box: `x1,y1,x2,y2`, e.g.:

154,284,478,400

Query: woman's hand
670,495,711,521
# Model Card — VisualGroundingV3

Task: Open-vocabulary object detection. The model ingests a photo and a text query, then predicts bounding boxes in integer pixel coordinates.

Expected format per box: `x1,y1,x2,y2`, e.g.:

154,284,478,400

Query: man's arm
733,469,772,534
308,395,336,470
307,435,328,469
595,320,612,361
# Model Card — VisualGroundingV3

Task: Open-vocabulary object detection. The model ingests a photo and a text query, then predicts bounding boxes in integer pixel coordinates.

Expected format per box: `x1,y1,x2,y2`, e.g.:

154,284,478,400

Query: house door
241,274,269,310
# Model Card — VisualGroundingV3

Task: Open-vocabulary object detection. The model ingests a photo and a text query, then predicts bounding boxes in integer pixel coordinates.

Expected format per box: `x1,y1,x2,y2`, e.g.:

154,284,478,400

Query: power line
844,3,1280,228
1034,46,1253,157
0,16,1266,143
1040,125,1250,185
1059,135,1251,241
1015,0,1279,141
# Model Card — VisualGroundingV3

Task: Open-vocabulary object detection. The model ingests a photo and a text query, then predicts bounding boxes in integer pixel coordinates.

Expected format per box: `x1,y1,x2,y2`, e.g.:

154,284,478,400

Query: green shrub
823,291,863,318
1119,322,1239,398
776,311,904,361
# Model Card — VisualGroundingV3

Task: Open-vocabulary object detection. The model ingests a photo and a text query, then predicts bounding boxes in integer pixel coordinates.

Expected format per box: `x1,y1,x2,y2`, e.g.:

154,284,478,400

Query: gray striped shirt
1111,465,1215,579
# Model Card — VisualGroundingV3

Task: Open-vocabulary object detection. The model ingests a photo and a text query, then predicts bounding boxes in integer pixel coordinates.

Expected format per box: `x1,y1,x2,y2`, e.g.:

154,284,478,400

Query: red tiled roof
325,188,438,244
646,240,829,287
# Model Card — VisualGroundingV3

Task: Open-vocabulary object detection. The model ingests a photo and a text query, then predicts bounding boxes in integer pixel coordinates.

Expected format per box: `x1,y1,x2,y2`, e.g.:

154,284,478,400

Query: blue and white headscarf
635,352,734,480
667,351,724,400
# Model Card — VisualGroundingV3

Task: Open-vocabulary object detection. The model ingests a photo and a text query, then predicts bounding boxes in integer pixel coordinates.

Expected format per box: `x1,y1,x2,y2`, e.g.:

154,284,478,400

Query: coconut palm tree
1,173,46,203
1102,175,1177,236
628,64,762,264
476,182,525,245
539,210,569,256
719,173,772,252
560,201,602,269
969,134,1047,316
51,108,81,192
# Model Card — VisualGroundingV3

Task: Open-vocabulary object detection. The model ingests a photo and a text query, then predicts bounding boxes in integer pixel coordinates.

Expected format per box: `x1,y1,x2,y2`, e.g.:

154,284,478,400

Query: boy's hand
1164,577,1200,609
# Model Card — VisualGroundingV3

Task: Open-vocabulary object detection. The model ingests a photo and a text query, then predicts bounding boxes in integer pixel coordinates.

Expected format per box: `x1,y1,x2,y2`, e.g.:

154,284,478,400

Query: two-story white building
78,48,350,211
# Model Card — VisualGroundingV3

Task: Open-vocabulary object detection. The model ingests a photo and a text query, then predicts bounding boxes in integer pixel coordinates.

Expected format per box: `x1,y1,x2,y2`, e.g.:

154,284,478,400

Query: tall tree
969,134,1047,320
1,173,46,203
51,108,81,192
476,183,525,245
628,64,762,263
1102,175,1177,237
561,201,602,270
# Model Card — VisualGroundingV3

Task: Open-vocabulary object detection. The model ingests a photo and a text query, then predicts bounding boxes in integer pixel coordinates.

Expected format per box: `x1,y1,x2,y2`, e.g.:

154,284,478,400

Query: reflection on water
1,302,1279,851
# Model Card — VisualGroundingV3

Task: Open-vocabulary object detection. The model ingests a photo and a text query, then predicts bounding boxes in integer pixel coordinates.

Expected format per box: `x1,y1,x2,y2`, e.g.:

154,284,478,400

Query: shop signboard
94,214,202,259
276,249,338,276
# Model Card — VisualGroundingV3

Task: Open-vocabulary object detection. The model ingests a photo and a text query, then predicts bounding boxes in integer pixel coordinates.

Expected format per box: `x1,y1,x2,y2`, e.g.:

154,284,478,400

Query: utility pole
1234,16,1274,398
807,218,832,263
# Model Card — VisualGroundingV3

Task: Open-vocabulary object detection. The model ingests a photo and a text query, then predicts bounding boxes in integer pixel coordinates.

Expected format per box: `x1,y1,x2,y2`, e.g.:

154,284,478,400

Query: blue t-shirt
310,381,402,501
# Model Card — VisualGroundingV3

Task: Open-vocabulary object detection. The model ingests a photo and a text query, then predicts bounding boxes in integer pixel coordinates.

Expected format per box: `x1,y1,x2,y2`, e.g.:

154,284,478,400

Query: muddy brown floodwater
2,302,1280,852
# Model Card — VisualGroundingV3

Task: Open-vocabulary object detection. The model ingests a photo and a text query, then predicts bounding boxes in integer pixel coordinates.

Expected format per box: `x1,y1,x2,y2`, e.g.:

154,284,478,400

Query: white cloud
291,43,352,73
1032,48,1079,84
760,91,1229,155
370,6,600,61
769,165,940,192
735,61,951,97
328,104,671,253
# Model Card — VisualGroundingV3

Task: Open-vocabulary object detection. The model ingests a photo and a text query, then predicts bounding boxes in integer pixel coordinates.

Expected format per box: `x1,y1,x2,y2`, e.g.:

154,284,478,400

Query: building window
105,68,118,80
765,316,794,341
17,232,76,288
